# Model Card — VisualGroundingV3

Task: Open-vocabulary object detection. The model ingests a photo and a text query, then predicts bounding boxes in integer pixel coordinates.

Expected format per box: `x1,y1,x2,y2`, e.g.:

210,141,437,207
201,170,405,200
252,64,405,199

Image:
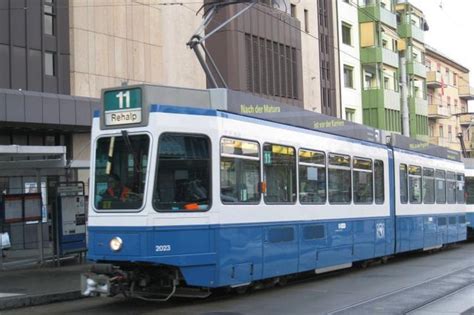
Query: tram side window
328,153,351,204
466,176,474,204
423,168,435,204
436,170,446,204
374,160,384,204
457,173,465,204
263,143,296,203
353,158,373,204
446,171,456,204
299,149,326,204
408,165,422,204
220,138,260,203
154,134,211,211
400,164,408,204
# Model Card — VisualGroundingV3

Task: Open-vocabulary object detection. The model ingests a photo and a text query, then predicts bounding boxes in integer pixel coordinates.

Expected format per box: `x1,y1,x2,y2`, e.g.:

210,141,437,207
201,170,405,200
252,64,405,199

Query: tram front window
94,134,149,210
154,134,211,211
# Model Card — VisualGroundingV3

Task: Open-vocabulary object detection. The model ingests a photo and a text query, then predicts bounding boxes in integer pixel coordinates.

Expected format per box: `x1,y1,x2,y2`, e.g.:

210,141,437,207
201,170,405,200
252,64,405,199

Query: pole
36,169,44,265
401,55,410,136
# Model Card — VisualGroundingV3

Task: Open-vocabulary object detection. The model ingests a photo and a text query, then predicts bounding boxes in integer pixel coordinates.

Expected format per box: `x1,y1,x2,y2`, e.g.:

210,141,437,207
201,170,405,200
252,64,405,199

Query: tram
81,85,467,300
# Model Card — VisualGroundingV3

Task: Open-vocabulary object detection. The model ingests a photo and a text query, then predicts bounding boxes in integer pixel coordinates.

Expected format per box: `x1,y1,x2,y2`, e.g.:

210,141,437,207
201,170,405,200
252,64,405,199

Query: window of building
437,63,441,72
446,68,450,85
154,134,211,211
382,39,388,49
291,4,296,17
457,173,465,204
400,164,408,204
436,169,446,203
44,0,55,36
328,153,351,204
447,96,451,106
220,138,261,204
304,9,309,33
342,22,352,45
439,125,444,137
44,52,55,76
263,143,296,203
453,73,457,86
448,125,452,142
353,158,373,204
374,160,384,204
343,65,353,88
446,171,456,204
408,165,422,204
299,149,326,204
423,168,435,204
345,108,355,122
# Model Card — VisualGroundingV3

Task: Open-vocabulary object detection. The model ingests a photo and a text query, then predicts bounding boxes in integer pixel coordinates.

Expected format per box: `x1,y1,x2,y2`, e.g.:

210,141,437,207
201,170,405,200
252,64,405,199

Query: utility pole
400,54,410,137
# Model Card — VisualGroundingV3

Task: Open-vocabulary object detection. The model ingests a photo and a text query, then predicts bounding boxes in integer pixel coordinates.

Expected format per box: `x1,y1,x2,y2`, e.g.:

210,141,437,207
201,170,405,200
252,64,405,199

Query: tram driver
102,173,131,202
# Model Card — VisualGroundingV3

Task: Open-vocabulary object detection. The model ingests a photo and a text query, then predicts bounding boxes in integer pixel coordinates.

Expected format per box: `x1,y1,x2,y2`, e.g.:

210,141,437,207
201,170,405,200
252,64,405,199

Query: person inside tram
102,173,131,202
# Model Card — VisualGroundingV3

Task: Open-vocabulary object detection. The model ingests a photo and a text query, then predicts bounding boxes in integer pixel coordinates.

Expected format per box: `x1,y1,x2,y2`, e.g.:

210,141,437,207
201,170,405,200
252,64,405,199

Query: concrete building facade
338,0,362,123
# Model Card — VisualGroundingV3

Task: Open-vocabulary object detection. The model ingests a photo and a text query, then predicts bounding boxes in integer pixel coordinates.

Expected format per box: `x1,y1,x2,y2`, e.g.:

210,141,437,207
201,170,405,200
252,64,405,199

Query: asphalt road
4,242,474,315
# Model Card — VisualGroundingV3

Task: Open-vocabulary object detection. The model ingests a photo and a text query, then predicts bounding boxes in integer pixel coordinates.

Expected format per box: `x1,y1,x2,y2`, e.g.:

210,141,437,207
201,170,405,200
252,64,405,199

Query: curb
0,290,85,311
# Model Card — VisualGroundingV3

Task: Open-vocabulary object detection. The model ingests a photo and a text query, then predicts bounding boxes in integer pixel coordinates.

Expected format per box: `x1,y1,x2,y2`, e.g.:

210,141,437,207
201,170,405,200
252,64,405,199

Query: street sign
104,88,142,126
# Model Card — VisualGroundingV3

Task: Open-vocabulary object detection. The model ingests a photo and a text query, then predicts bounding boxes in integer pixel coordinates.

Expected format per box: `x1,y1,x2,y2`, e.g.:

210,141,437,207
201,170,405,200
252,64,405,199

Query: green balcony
359,4,397,29
407,61,426,78
398,22,424,43
360,47,399,68
409,96,428,116
362,88,401,110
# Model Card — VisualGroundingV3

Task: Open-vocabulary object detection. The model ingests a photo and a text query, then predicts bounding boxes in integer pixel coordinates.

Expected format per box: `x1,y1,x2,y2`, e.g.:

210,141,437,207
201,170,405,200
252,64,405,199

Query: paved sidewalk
0,263,89,310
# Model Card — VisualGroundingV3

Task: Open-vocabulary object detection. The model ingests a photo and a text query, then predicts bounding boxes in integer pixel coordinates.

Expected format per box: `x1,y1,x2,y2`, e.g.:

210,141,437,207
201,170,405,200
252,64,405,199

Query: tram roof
99,84,462,162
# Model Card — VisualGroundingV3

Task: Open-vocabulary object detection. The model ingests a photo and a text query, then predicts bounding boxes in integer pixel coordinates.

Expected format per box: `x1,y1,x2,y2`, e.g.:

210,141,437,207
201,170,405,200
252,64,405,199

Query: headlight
110,237,123,252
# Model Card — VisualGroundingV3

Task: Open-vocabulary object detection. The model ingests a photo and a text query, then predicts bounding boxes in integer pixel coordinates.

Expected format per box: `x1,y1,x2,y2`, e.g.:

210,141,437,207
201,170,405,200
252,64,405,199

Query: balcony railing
459,114,474,125
428,104,450,118
360,47,399,68
407,61,427,78
398,22,425,43
426,71,442,88
459,85,474,100
358,2,397,29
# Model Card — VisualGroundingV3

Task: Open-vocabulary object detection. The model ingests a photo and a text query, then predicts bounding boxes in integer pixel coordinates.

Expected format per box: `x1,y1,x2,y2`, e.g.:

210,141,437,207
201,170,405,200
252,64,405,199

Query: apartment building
358,0,403,134
395,1,429,140
338,0,362,123
426,46,474,154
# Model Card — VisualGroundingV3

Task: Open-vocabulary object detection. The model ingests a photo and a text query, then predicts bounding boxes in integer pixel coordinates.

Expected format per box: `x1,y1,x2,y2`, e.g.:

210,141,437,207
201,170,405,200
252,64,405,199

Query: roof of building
425,45,470,73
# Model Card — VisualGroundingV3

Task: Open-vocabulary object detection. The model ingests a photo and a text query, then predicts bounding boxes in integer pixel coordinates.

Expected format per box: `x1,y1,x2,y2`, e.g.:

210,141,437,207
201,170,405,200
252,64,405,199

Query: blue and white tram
82,86,467,299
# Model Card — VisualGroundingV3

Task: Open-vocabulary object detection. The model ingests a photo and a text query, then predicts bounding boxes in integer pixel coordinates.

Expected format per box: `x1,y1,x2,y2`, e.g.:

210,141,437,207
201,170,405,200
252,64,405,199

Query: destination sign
104,88,142,126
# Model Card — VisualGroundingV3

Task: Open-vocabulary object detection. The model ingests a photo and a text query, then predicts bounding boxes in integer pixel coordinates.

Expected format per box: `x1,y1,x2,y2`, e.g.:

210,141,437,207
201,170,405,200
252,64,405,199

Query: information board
56,182,87,256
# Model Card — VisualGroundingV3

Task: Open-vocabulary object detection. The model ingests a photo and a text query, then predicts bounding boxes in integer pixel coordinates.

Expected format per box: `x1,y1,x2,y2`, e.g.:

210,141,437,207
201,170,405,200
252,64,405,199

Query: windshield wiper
121,130,141,173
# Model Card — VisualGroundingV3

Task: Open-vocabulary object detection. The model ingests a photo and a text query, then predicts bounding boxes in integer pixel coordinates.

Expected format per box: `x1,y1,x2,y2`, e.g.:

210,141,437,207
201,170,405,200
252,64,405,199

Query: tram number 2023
155,245,171,252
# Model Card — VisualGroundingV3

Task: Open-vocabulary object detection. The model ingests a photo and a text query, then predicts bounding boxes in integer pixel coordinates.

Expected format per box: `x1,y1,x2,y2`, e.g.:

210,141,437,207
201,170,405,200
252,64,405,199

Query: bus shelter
0,145,68,269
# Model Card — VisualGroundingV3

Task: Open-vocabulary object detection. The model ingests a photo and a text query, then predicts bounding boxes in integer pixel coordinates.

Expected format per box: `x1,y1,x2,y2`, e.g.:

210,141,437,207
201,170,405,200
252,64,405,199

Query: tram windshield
94,134,149,210
466,176,474,205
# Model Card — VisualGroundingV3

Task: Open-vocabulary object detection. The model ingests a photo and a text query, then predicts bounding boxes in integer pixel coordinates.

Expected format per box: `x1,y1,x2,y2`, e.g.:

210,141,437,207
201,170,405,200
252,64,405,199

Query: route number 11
116,90,131,109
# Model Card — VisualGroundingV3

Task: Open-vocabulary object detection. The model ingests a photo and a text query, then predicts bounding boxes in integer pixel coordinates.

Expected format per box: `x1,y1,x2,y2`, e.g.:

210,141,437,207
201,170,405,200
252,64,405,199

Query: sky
409,0,474,81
